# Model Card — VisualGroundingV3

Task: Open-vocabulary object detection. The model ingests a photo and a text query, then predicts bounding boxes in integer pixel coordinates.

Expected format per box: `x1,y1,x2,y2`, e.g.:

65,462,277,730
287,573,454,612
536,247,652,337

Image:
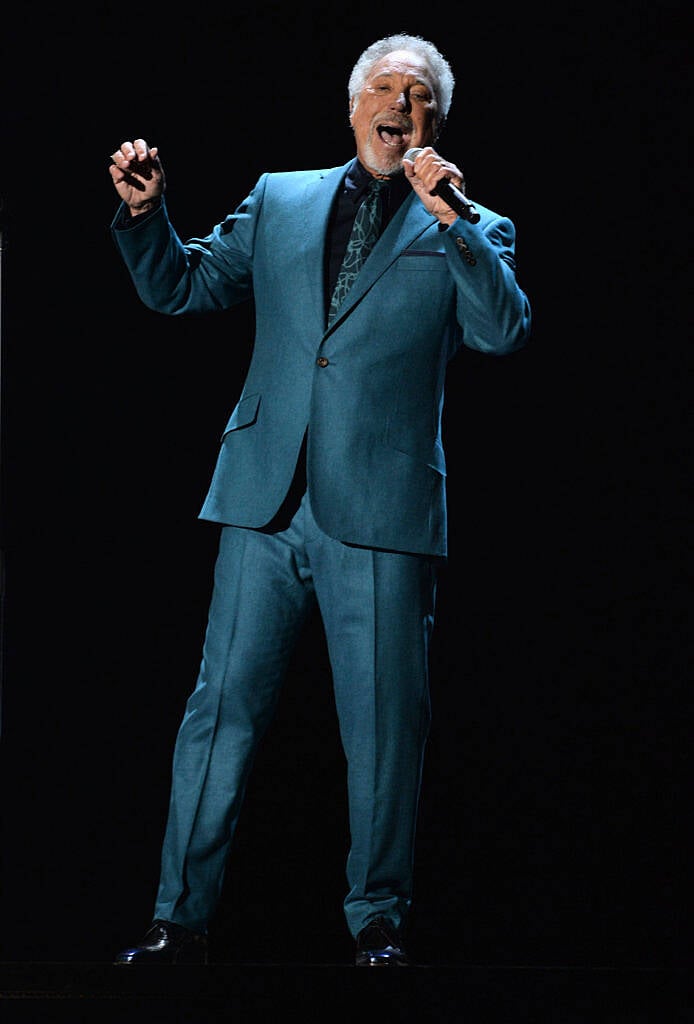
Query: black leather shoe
114,919,208,965
355,917,410,967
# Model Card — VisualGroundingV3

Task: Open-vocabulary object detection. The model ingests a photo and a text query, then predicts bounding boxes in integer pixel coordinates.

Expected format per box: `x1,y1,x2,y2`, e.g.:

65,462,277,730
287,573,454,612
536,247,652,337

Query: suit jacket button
316,357,329,367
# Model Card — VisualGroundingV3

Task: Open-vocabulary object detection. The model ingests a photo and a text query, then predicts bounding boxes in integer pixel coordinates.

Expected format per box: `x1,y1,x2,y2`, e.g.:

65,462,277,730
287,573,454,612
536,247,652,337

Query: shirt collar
344,158,410,208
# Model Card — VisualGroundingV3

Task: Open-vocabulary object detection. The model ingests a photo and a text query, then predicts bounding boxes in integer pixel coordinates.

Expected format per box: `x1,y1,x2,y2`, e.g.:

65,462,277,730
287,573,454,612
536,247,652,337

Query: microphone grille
403,148,423,162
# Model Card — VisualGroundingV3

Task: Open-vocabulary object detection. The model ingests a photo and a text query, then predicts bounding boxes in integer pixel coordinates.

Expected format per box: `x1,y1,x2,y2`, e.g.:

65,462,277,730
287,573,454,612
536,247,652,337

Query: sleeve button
316,357,329,367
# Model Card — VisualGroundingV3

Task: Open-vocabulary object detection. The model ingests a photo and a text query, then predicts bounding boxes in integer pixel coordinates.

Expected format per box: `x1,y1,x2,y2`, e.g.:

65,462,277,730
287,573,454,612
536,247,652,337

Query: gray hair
348,34,455,126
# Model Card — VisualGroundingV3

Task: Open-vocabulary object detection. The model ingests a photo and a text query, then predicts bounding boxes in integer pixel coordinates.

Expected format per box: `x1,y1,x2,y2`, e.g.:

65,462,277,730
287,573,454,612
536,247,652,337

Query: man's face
350,49,440,177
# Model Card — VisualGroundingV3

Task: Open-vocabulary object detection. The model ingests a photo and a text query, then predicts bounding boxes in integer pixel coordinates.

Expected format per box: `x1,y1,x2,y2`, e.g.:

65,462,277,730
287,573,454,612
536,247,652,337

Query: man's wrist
128,198,160,217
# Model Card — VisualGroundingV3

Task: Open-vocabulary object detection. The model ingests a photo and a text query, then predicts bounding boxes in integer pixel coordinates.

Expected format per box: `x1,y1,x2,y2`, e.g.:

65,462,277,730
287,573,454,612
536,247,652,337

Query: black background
0,1,688,970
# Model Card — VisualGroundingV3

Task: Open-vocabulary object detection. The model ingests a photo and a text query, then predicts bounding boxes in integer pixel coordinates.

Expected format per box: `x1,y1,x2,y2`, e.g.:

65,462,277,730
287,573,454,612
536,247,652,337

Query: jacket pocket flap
221,393,261,438
389,436,447,476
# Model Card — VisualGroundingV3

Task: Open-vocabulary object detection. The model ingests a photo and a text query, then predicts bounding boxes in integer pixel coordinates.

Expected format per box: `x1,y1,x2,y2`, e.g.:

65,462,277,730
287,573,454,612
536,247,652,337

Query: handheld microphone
404,148,480,224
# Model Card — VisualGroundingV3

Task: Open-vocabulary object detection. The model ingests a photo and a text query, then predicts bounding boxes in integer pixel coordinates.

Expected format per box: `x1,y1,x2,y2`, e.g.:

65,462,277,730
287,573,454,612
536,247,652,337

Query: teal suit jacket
112,160,531,557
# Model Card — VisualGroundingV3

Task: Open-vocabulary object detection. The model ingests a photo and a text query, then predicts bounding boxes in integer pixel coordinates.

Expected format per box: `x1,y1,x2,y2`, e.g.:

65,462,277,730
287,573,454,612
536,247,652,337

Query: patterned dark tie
328,177,388,325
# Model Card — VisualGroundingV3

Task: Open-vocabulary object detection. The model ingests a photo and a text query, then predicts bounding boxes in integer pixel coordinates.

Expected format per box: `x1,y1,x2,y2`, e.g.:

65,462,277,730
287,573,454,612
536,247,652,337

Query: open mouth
376,124,411,149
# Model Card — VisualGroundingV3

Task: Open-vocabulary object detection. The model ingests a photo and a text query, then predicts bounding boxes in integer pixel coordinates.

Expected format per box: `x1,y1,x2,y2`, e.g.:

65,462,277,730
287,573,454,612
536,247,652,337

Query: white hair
348,34,455,127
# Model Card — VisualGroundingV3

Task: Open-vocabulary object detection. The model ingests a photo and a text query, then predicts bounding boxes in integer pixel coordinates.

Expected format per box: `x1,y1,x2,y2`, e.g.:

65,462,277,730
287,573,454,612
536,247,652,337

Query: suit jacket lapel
300,164,348,331
295,164,437,334
325,191,436,331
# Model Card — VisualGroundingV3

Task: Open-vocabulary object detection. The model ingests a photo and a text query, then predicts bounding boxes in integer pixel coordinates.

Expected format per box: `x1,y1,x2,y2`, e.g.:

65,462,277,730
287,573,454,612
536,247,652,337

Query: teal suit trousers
153,491,436,937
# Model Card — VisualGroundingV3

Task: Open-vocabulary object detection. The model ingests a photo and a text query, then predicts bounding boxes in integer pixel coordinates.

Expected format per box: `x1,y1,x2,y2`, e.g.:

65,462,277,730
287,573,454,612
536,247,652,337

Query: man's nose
392,90,411,112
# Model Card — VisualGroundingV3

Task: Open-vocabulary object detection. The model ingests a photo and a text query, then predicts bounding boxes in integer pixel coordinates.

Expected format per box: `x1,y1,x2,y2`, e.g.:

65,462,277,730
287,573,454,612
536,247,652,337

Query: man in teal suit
110,33,531,967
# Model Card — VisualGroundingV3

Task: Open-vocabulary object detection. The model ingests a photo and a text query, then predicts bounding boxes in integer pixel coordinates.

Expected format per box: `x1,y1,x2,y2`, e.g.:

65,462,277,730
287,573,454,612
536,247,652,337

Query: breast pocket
395,251,447,272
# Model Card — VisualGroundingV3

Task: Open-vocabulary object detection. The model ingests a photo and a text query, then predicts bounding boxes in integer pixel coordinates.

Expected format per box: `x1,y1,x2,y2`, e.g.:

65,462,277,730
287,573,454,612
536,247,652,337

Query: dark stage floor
0,962,691,1023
